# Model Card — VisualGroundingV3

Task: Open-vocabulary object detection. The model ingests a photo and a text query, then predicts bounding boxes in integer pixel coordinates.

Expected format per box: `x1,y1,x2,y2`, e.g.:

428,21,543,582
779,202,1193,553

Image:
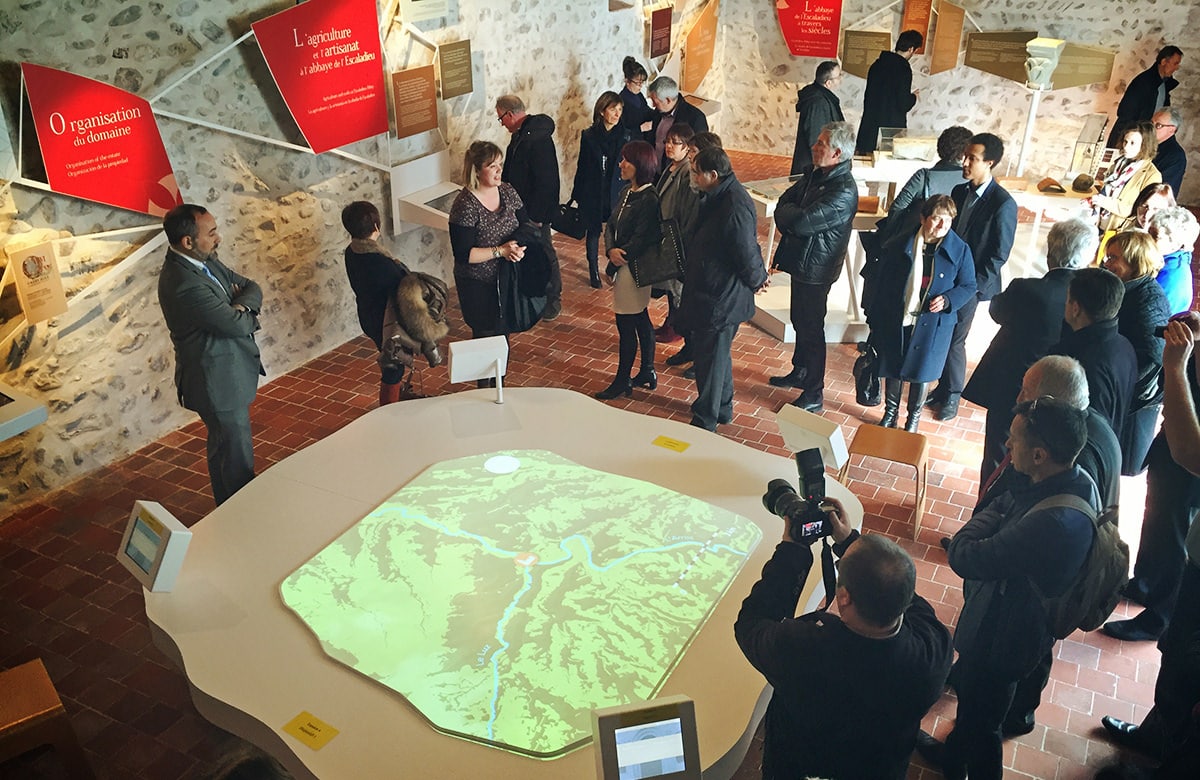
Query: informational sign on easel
6,241,67,324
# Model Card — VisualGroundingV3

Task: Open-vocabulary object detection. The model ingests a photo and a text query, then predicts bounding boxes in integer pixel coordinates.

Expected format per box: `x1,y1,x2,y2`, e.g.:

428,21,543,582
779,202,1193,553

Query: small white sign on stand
116,501,192,592
774,403,849,470
447,336,509,404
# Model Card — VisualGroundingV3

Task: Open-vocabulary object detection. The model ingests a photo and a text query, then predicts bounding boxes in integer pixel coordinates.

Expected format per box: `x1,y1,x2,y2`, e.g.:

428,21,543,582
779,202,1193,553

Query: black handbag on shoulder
627,218,686,288
552,200,586,240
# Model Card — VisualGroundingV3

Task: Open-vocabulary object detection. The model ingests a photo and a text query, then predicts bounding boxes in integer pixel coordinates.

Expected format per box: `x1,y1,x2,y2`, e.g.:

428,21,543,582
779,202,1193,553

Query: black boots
588,257,602,289
631,367,657,390
595,377,632,400
881,380,928,432
905,383,929,432
879,379,902,427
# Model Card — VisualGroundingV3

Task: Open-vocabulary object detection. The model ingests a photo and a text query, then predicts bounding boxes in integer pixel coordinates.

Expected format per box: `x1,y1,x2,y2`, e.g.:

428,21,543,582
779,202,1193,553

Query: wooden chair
836,424,930,540
0,658,95,778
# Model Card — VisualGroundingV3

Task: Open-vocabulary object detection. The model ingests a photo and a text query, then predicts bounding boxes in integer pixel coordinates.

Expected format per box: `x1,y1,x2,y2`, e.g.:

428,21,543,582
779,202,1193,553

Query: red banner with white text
20,63,182,217
776,0,843,58
253,0,388,154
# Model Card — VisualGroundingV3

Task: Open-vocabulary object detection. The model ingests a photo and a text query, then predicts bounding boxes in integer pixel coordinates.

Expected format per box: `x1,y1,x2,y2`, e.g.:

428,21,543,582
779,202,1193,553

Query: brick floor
0,151,1165,779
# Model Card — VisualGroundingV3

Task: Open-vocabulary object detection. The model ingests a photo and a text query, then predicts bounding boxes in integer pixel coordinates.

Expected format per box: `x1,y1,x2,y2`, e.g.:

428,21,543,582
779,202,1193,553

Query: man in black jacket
676,147,768,431
927,133,1018,421
768,121,858,412
1050,268,1137,438
735,497,952,780
1108,46,1182,148
856,29,923,155
920,399,1097,780
497,94,563,320
964,218,1097,483
1152,107,1187,195
790,60,844,175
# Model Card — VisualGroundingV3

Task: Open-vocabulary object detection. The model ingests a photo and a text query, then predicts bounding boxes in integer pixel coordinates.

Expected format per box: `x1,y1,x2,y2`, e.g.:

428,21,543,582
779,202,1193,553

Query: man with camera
735,471,952,780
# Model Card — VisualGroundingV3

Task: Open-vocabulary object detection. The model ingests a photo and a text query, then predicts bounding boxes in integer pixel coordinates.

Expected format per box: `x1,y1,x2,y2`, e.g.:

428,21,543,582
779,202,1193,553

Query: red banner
776,0,843,59
20,63,181,217
253,0,388,154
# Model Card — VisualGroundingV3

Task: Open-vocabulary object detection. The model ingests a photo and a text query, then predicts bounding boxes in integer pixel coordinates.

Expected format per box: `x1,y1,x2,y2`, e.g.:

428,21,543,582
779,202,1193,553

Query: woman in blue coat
867,195,977,432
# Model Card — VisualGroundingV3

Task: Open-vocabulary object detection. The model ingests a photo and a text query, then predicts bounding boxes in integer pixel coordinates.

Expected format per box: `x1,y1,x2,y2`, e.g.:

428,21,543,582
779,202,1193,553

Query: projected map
280,449,761,757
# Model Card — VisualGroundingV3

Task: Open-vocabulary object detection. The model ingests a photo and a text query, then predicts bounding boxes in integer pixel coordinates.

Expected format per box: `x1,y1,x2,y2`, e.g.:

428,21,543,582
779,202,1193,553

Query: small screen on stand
614,717,686,779
124,516,162,574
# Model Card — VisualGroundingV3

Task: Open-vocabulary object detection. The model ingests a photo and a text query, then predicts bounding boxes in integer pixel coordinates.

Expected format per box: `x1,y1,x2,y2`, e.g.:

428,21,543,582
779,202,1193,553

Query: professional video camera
761,448,832,544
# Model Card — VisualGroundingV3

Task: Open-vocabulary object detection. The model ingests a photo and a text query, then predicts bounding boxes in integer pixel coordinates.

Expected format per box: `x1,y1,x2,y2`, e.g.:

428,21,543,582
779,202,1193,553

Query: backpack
1025,494,1130,639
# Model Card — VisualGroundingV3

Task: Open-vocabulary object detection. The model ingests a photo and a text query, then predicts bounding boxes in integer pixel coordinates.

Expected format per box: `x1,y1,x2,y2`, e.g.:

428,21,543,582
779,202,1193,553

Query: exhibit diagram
280,449,762,758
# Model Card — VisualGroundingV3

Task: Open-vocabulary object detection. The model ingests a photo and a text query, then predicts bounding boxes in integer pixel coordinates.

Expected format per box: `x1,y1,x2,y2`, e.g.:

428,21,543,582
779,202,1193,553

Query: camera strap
817,536,838,611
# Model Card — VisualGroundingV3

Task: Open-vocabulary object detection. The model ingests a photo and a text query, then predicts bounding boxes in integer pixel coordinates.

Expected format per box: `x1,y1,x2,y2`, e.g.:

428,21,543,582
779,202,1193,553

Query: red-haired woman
596,141,661,399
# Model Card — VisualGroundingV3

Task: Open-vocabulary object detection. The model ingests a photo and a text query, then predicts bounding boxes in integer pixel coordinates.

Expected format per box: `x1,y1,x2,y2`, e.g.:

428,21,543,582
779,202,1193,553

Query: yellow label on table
283,711,339,750
652,435,690,453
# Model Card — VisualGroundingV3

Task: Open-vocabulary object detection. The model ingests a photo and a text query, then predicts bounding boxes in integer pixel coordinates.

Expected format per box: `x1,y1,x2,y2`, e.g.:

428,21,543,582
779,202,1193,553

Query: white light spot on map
484,455,521,474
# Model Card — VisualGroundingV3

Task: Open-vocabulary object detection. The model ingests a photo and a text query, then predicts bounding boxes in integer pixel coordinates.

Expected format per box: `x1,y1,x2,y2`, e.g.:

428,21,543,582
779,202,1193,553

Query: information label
842,30,892,80
6,241,68,324
439,40,474,99
900,0,933,53
965,30,1038,84
682,0,718,93
392,65,439,139
20,63,181,217
929,2,965,76
1051,43,1115,90
400,0,448,23
652,435,691,453
648,4,673,59
776,0,842,59
252,0,388,154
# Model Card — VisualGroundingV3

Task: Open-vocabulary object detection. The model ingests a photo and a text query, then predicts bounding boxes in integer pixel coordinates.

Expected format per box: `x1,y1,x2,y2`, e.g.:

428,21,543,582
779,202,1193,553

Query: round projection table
144,388,861,779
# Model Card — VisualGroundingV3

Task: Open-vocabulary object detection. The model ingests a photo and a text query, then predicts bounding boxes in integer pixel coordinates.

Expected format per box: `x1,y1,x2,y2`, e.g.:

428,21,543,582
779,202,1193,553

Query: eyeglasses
1154,122,1177,130
627,79,646,87
497,110,513,124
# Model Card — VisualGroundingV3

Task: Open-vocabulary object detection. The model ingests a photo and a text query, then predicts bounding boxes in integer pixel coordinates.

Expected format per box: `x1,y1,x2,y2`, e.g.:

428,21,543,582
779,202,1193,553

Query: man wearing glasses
495,94,563,320
918,397,1097,780
1152,108,1186,195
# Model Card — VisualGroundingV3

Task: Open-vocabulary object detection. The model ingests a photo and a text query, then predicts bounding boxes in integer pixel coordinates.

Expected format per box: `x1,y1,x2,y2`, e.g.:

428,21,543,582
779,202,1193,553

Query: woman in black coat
572,91,633,288
596,141,661,400
867,195,977,432
1102,230,1170,474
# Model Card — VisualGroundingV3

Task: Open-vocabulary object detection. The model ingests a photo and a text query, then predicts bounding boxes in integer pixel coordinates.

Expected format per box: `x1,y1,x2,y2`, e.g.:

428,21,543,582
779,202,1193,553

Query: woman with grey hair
1149,206,1200,314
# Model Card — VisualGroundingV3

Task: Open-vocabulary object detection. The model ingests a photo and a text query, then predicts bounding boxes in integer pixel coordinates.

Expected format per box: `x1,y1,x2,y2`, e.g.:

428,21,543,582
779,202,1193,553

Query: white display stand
0,380,48,441
144,388,863,780
391,149,461,233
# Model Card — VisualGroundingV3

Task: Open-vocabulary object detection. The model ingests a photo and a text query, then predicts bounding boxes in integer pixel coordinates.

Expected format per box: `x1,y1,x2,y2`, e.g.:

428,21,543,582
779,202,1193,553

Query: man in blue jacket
918,398,1097,780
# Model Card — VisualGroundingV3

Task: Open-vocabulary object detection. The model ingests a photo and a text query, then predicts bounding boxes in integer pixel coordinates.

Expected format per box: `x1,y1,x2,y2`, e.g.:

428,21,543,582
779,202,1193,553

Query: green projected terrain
280,450,761,757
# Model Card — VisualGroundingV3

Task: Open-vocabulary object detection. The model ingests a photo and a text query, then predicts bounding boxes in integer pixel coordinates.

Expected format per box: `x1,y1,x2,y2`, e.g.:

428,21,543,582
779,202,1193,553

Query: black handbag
853,340,881,407
627,218,685,288
551,200,586,240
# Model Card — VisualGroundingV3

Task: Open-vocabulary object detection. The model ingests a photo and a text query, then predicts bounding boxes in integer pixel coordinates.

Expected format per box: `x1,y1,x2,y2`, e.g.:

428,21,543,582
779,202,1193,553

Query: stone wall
722,0,1199,203
0,0,705,508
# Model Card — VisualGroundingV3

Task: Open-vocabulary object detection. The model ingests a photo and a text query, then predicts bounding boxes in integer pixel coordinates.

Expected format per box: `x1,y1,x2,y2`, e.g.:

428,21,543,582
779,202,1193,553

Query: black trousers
198,405,255,506
615,311,654,379
936,293,980,399
980,407,1013,496
943,650,1030,780
539,222,562,305
1128,438,1200,632
1147,563,1200,771
690,323,737,430
788,281,832,394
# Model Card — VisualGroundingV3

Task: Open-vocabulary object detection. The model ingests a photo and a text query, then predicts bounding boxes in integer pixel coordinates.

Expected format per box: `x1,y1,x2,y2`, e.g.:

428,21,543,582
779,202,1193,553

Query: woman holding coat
867,195,977,432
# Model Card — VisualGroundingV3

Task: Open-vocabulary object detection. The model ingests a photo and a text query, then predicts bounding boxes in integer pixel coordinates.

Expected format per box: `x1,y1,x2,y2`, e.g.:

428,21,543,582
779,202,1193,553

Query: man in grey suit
159,204,265,505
